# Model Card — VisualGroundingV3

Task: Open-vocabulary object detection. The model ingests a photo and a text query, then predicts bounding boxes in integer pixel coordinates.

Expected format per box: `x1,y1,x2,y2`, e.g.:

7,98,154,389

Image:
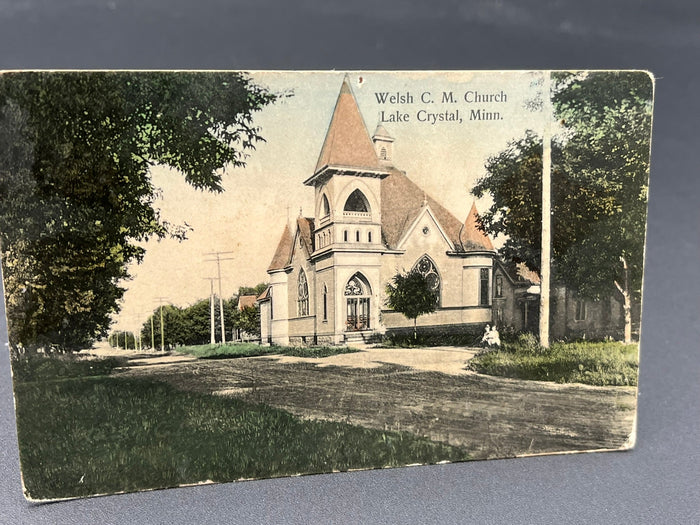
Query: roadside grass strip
468,340,638,386
13,358,468,500
175,343,361,360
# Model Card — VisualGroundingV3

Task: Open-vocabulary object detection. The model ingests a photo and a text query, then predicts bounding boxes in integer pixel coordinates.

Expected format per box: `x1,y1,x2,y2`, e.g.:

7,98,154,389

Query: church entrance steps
343,330,380,345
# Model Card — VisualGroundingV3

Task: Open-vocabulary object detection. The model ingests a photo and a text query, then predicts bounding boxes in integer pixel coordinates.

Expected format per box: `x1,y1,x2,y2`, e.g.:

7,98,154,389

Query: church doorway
345,273,371,331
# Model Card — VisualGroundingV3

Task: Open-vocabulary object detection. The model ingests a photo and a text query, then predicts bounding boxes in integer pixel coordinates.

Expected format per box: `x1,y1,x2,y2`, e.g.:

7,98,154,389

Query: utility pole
150,315,155,351
539,71,553,349
204,251,234,345
155,297,168,352
203,277,217,345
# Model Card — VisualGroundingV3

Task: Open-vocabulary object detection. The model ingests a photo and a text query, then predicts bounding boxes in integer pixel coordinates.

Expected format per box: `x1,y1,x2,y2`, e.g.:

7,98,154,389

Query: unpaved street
118,348,636,460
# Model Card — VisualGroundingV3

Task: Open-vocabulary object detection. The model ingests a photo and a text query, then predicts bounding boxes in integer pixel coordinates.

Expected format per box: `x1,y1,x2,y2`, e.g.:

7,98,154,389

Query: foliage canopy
472,71,653,301
0,72,277,351
385,269,438,339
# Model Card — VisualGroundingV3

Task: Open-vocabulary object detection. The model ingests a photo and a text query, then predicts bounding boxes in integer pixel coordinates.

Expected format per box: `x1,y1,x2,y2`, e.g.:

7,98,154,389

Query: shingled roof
267,218,316,272
380,167,493,252
237,295,258,310
461,202,495,251
313,77,383,175
267,224,293,271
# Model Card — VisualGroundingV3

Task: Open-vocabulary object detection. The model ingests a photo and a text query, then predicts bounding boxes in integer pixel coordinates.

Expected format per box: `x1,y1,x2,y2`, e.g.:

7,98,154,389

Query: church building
258,77,503,346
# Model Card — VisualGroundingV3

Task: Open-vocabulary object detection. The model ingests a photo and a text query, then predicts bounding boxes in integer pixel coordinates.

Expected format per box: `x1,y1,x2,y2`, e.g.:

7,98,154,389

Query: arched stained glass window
344,276,365,296
298,270,309,316
413,255,441,306
344,189,370,213
345,273,371,331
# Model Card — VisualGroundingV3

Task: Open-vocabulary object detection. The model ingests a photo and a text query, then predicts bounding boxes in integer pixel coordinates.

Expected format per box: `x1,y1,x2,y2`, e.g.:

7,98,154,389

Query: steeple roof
267,224,293,271
372,123,394,141
313,77,383,175
460,202,495,251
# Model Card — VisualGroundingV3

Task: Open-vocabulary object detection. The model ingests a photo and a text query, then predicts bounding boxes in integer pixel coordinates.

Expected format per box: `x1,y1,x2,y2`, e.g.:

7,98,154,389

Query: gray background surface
0,1,698,523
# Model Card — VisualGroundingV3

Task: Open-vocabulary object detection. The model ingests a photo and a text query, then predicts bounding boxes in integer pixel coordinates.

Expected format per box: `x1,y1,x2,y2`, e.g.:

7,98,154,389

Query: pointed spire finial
311,75,383,177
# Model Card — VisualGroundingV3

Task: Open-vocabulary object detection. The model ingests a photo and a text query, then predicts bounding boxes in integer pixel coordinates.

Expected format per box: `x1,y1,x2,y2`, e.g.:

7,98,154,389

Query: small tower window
321,194,330,218
355,230,360,242
343,230,348,242
380,147,387,160
368,231,372,243
344,189,370,213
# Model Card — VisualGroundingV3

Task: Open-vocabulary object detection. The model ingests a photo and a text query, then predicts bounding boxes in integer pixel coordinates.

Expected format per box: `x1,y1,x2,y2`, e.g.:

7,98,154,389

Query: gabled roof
497,260,541,286
267,223,293,272
461,202,495,251
237,295,257,310
380,167,494,252
313,77,383,175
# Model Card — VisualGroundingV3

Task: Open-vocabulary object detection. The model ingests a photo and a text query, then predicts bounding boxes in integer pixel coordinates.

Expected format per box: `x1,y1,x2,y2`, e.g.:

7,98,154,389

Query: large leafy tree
234,306,261,339
385,270,438,340
472,71,653,342
0,72,277,351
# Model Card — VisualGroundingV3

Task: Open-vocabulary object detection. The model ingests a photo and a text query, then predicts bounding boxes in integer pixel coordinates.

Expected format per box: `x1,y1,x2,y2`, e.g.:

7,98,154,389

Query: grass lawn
175,342,361,360
468,338,639,386
12,356,468,500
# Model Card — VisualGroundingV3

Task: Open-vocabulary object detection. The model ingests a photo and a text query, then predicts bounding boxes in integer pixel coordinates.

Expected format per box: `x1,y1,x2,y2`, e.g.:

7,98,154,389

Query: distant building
234,294,259,342
257,77,626,345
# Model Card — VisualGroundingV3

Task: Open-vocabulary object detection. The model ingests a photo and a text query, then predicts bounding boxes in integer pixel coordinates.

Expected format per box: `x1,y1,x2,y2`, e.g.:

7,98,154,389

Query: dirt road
119,348,636,460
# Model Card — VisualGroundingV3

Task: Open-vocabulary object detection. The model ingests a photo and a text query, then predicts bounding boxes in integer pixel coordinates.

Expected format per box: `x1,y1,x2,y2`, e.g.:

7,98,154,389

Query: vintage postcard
0,70,653,500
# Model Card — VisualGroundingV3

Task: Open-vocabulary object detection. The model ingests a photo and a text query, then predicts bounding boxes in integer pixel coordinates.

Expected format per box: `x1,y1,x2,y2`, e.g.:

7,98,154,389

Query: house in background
257,77,628,346
234,294,259,342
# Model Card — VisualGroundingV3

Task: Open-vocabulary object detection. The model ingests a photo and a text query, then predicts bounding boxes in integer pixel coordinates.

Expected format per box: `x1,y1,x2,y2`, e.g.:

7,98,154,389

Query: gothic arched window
322,283,328,321
298,270,309,316
345,273,371,331
413,255,441,306
343,189,370,213
321,194,330,217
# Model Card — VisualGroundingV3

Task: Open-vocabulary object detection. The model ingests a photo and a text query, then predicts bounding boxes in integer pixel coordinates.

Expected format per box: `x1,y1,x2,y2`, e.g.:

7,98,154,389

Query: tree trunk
614,256,633,344
413,318,417,341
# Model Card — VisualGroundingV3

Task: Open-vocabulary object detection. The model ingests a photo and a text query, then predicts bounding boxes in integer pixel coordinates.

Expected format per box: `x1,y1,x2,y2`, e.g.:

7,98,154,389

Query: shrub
381,331,482,348
502,332,542,355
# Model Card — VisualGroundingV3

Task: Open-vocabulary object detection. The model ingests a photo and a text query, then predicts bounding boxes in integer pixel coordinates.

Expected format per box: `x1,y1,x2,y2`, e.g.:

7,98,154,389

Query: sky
114,71,547,333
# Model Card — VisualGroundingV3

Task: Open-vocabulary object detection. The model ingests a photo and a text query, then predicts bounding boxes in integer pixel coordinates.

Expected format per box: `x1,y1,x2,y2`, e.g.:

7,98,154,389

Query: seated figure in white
481,324,501,348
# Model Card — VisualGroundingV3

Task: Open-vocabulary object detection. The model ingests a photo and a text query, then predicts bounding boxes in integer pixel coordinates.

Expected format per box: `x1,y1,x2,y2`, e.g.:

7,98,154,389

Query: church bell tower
303,76,388,254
